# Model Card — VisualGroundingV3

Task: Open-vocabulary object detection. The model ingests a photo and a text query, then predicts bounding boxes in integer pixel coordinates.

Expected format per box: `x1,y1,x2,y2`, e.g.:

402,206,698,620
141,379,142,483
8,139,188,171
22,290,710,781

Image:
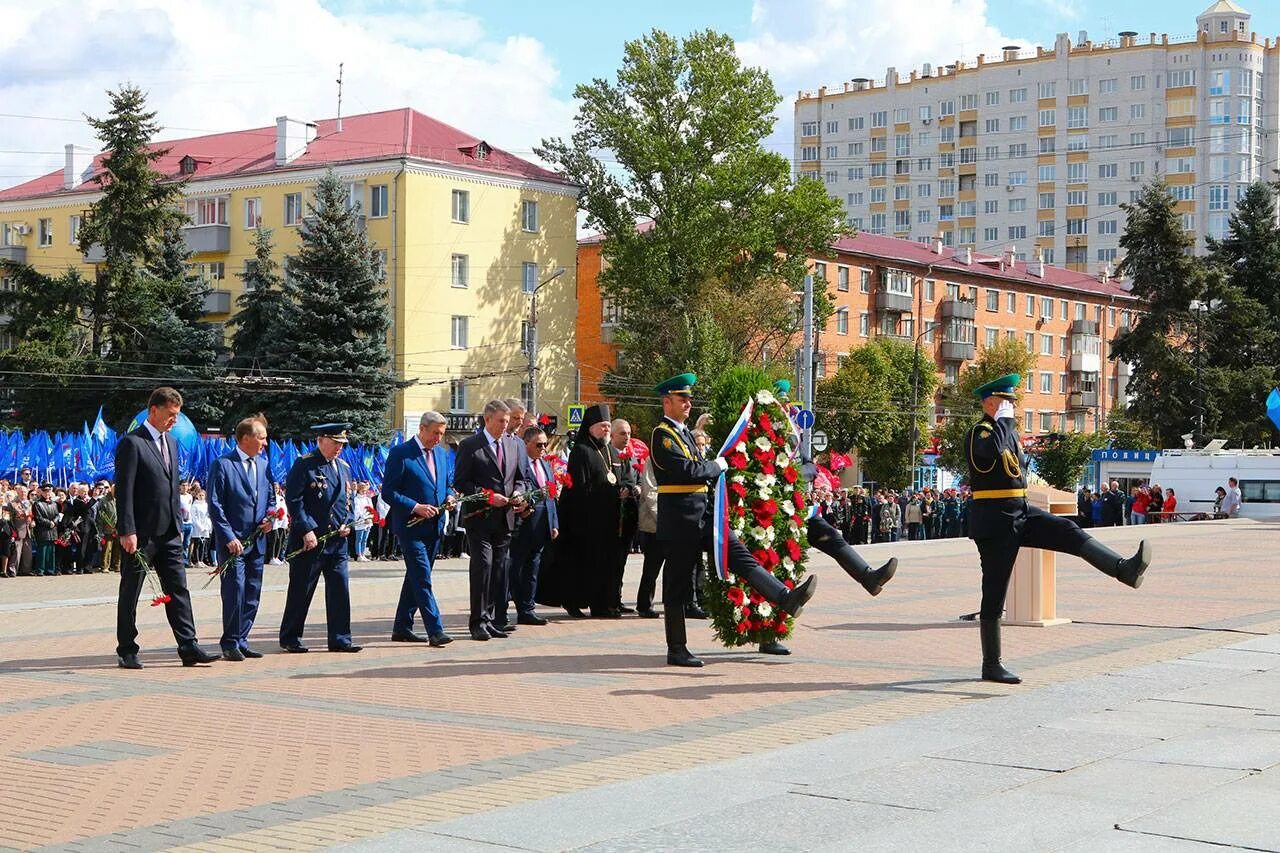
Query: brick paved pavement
0,519,1276,851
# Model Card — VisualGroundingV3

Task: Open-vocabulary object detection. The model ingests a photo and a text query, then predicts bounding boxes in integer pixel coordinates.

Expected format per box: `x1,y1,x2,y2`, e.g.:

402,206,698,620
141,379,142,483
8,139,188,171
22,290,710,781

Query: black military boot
833,544,897,596
1079,538,1151,589
664,608,703,667
759,640,791,655
979,618,1021,684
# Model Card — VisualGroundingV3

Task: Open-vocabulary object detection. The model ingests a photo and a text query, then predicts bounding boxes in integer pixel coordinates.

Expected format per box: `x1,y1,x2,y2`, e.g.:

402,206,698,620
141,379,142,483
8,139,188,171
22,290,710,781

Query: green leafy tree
1028,431,1108,490
706,363,787,448
225,228,295,427
537,29,845,404
1109,181,1204,448
934,337,1038,476
815,337,938,487
1102,404,1156,450
247,170,401,441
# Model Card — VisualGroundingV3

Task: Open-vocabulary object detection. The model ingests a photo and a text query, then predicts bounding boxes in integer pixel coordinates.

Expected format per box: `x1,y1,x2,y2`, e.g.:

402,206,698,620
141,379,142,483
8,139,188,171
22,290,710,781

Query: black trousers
973,503,1091,620
636,532,664,611
116,532,197,657
662,529,787,648
467,519,510,630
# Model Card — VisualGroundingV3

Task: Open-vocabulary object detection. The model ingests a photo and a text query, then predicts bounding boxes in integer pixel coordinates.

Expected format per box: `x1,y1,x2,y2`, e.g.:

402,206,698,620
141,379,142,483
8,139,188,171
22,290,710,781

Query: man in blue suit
209,416,275,660
383,411,454,647
505,425,559,627
279,423,360,653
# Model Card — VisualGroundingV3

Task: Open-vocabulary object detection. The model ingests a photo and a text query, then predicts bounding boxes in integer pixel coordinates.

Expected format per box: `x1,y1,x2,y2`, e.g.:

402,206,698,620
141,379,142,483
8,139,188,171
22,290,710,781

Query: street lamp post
1188,298,1220,447
527,266,566,416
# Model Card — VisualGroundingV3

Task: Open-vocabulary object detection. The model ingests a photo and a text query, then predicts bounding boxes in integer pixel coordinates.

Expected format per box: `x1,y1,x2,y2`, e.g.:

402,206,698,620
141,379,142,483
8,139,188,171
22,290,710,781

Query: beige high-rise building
794,1,1273,271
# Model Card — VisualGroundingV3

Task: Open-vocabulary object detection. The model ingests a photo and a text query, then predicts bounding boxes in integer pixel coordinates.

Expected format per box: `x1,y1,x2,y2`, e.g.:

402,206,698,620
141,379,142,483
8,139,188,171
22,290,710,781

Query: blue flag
1267,387,1280,433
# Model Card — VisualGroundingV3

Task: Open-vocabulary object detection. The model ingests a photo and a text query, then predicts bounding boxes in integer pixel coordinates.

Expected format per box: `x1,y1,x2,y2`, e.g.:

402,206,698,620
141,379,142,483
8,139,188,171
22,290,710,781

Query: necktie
246,457,256,498
495,438,505,472
533,460,545,488
425,449,436,480
159,435,171,471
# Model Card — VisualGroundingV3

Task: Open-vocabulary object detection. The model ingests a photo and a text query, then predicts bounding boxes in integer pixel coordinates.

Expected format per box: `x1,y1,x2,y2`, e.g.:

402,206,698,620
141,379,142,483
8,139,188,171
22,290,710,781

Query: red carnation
726,586,746,605
728,452,749,470
482,488,498,505
760,461,775,476
784,578,796,590
749,590,765,604
730,482,748,499
793,491,806,511
150,594,171,607
736,621,750,634
784,538,802,562
758,412,774,434
782,466,798,484
752,549,771,567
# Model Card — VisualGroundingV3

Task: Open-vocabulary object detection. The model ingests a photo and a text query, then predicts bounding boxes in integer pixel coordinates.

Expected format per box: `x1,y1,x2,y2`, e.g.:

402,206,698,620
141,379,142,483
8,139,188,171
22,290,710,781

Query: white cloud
738,0,1031,155
0,0,573,190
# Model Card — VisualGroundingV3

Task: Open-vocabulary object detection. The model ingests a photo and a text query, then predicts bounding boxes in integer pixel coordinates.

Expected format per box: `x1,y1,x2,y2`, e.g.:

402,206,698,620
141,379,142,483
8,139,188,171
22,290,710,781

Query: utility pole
799,273,815,460
335,63,344,132
528,266,567,416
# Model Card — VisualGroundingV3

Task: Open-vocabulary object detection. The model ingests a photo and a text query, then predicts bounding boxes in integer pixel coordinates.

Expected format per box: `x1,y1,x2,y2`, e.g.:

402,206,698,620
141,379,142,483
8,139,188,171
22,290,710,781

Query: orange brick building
576,230,1141,438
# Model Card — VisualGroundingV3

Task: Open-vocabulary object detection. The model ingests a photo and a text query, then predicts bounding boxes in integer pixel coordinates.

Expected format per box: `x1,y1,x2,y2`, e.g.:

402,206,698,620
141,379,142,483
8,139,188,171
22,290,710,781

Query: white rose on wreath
781,500,796,517
752,525,770,542
756,390,777,405
764,525,776,542
753,435,772,452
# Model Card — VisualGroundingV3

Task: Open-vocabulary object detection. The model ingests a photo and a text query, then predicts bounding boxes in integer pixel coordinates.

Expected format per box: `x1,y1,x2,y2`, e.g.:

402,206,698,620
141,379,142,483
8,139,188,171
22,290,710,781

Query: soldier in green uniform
967,374,1151,684
650,373,818,667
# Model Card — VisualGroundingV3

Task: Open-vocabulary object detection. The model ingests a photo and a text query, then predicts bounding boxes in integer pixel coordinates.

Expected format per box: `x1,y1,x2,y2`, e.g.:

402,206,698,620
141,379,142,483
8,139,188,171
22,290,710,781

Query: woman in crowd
1131,486,1150,525
0,499,12,578
1162,487,1177,521
351,481,375,561
905,494,923,541
268,484,289,564
189,487,213,568
1148,483,1164,524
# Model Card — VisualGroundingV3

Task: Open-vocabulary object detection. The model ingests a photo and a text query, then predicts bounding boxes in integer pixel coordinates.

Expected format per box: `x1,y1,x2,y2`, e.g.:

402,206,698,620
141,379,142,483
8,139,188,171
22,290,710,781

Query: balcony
82,244,106,263
875,289,913,313
202,290,232,315
0,246,26,263
1069,390,1099,409
940,340,976,361
183,224,231,254
1070,352,1101,373
940,298,975,319
1070,319,1098,336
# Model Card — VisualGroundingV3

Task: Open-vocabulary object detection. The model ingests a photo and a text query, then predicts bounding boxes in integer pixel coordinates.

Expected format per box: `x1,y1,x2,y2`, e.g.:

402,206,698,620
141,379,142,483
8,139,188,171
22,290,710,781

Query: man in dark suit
279,423,360,653
208,416,274,661
114,387,218,669
607,419,640,615
505,426,559,626
453,399,530,640
383,411,454,647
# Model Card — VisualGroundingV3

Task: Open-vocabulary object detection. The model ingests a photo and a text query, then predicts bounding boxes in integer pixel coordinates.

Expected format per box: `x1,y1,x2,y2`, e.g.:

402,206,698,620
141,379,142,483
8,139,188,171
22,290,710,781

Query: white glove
995,400,1015,420
714,456,729,472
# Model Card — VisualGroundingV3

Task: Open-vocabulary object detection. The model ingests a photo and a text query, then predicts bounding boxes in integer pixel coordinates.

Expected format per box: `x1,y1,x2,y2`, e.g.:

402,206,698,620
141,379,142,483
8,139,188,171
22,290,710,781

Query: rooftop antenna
336,62,344,132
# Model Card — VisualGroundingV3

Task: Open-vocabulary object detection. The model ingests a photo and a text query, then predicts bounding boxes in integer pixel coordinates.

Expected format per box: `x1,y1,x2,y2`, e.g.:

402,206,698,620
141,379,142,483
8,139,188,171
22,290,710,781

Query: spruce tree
263,170,400,441
1109,182,1201,448
226,227,294,426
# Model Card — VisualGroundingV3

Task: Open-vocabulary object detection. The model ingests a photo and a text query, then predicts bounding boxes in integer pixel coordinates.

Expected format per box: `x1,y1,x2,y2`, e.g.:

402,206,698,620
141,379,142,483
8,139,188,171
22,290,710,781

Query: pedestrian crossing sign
567,404,585,428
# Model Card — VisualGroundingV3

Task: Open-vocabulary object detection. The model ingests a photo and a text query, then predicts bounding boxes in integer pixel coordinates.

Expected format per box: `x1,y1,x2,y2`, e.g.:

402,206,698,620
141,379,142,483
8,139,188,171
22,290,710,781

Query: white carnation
757,602,773,619
734,606,745,622
732,474,746,484
735,441,748,453
781,500,795,517
756,473,777,489
776,453,791,467
764,525,776,542
752,525,770,542
756,390,777,405
754,435,773,451
781,557,796,572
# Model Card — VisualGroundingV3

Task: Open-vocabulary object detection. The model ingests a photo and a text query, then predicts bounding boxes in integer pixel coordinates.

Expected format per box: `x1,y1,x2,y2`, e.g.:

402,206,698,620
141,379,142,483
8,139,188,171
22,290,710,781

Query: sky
1,0,1277,191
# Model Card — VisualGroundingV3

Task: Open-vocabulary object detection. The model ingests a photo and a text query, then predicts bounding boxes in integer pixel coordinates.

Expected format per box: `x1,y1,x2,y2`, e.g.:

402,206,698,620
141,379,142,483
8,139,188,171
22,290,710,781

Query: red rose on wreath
736,621,750,634
784,538,802,562
782,466,798,484
749,590,765,604
726,586,746,605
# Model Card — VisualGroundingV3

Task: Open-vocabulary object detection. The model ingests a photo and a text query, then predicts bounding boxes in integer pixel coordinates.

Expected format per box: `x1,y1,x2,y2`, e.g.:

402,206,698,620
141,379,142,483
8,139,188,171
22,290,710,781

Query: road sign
795,409,816,430
566,404,585,429
811,430,829,452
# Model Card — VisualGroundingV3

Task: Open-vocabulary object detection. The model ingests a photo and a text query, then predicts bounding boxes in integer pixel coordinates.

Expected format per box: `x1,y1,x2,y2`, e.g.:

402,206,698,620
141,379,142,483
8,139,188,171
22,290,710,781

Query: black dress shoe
117,653,143,670
566,607,587,618
517,613,548,626
429,633,453,647
493,623,518,633
391,631,429,643
239,646,264,659
667,646,704,667
617,605,635,614
281,641,310,653
685,604,709,619
485,625,508,639
470,628,490,641
328,643,363,653
179,645,220,667
636,608,660,619
222,647,246,661
759,640,791,655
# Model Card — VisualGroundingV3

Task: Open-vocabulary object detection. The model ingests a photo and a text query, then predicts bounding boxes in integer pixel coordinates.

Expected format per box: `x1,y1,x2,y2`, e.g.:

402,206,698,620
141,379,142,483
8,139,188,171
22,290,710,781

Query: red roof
829,232,1136,299
0,107,571,202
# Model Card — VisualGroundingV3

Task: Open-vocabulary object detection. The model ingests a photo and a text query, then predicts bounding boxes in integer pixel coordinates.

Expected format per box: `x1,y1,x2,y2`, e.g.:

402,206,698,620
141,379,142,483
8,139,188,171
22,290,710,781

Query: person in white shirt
1221,477,1243,518
352,482,375,560
179,483,194,566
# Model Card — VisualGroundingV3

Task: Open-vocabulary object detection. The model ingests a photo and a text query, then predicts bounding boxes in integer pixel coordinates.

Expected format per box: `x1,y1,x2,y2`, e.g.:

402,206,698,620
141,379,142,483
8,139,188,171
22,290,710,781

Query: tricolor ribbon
711,398,755,580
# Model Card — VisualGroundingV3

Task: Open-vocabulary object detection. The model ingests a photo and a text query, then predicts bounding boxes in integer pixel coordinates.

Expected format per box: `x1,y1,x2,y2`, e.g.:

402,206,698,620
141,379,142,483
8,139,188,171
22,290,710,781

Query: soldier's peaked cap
973,374,1020,400
655,373,696,396
311,422,353,443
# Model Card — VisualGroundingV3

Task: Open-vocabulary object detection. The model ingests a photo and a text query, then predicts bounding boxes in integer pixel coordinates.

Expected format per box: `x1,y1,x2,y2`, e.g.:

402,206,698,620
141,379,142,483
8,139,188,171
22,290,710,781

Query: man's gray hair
483,399,511,417
502,397,524,411
610,418,630,430
418,411,446,428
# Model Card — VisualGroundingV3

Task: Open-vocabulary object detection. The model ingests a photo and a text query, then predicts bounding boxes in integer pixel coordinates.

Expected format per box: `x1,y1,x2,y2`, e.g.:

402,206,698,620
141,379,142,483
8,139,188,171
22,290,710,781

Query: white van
1150,447,1280,520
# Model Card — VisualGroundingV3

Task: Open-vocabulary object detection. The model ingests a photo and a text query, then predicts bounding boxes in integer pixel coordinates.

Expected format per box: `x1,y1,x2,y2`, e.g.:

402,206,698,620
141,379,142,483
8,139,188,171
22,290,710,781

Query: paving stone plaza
1,519,1278,851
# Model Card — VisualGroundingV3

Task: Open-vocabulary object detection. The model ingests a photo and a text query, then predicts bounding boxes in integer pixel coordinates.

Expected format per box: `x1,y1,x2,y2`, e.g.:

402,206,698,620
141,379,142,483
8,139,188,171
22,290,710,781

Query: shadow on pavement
286,652,715,680
818,621,973,632
610,676,997,702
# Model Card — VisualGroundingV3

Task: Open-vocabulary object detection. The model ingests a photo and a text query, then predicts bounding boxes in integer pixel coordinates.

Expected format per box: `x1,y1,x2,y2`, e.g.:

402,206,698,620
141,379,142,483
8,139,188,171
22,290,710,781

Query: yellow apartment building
0,108,580,434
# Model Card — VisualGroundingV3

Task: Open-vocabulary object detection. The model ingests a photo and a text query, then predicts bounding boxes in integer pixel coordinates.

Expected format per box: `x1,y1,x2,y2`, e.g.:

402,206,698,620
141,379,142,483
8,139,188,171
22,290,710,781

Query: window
924,279,936,301
984,200,999,215
370,185,388,218
1098,163,1118,179
1068,106,1088,128
38,217,52,246
1067,190,1087,205
985,328,999,348
1065,135,1086,152
958,226,976,244
871,110,888,127
939,204,954,221
1010,87,1028,102
986,118,1000,133
1008,142,1028,159
895,210,911,230
450,189,470,223
1025,411,1035,432
1098,106,1118,123
519,261,537,294
1209,184,1231,210
835,307,849,335
1040,334,1053,355
449,380,467,412
939,100,954,117
859,312,869,336
1098,247,1118,262
1039,137,1056,154
1009,115,1027,132
1006,292,1016,313
1129,161,1145,178
799,121,819,136
1008,171,1028,186
986,289,1000,312
1008,198,1027,213
1098,77,1117,95
451,253,469,288
186,196,228,226
985,90,1000,106
68,214,80,244
1025,295,1035,316
1130,74,1146,91
984,172,999,187
1067,162,1086,183
1039,220,1056,237
1038,165,1055,183
521,199,539,232
826,145,838,159
1008,225,1027,240
1040,372,1053,393
895,134,910,156
918,209,932,224
1039,192,1055,210
850,117,864,130
894,107,909,123
1129,132,1145,146
450,315,468,349
918,183,932,198
870,188,886,204
1168,69,1195,88
1098,219,1118,235
1025,331,1035,349
916,156,931,171
918,105,933,122
859,269,870,293
1098,191,1117,205
836,266,849,292
1067,218,1088,235
800,146,819,161
1039,109,1056,127
284,193,303,226
940,126,954,143
1040,297,1053,320
244,197,261,229
1040,412,1054,432
1038,82,1057,99
960,94,977,111
826,120,839,134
